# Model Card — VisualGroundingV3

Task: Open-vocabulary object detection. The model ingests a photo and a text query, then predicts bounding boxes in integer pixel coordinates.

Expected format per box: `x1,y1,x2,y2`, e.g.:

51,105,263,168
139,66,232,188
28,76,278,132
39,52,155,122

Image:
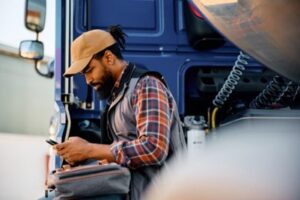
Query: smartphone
45,139,58,146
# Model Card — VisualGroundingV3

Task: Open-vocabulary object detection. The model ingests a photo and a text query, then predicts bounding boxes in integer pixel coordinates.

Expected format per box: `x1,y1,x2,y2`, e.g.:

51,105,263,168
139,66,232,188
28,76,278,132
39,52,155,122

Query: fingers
53,143,63,152
54,143,66,154
58,148,69,157
55,146,74,165
68,137,78,141
54,137,77,151
52,137,88,164
54,140,70,159
64,157,75,165
66,161,75,165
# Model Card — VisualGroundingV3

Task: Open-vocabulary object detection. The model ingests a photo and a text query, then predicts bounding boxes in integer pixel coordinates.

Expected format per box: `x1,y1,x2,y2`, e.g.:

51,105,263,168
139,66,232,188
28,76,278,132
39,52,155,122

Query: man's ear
103,50,115,65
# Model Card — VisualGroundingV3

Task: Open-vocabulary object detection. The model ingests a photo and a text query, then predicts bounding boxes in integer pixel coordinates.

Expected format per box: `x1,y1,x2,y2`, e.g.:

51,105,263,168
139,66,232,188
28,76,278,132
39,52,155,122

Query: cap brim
63,56,93,77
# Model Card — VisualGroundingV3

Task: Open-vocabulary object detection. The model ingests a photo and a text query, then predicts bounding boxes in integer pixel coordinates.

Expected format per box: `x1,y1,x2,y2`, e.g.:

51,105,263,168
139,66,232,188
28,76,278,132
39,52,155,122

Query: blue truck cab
53,1,250,142
20,0,300,198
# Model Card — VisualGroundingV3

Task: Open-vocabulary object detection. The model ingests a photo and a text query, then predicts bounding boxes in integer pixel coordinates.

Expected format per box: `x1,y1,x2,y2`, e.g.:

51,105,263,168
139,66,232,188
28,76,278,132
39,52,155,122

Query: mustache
89,82,102,87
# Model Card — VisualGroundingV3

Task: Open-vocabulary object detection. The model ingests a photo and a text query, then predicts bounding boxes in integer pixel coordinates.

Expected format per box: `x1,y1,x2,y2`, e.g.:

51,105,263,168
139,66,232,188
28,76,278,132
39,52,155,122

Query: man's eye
84,66,92,74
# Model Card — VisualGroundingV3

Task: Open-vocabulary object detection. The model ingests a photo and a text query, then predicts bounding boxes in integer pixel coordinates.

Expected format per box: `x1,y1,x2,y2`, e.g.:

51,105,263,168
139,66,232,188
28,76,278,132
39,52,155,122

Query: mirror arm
34,61,53,78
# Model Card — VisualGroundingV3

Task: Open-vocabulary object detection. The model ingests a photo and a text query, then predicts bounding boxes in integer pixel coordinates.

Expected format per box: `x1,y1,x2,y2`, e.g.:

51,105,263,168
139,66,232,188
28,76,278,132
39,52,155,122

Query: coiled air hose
209,51,250,129
276,82,300,107
250,76,299,109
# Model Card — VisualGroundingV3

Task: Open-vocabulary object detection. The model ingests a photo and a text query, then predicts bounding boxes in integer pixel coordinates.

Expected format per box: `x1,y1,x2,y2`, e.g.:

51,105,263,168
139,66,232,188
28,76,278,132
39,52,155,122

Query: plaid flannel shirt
111,75,174,168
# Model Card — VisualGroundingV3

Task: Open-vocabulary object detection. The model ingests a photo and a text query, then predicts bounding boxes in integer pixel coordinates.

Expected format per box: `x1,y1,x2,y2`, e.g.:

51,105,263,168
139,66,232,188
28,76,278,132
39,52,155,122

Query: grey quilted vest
106,63,186,200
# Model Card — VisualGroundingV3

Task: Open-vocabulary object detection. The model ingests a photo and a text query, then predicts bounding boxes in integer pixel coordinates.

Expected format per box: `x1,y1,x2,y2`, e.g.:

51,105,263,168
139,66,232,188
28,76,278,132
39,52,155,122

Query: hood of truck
191,0,300,83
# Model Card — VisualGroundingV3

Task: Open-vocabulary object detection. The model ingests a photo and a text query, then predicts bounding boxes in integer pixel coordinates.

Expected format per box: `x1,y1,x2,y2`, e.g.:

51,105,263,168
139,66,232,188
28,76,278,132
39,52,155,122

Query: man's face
82,58,115,100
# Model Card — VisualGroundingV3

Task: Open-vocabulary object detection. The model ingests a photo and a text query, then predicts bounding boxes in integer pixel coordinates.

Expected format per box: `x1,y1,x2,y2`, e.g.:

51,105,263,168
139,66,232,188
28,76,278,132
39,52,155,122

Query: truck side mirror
25,0,46,33
19,40,44,60
19,40,53,78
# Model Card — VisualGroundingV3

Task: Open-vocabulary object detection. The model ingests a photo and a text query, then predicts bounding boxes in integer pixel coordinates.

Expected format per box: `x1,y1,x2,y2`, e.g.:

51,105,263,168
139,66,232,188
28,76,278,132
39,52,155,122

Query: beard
95,70,115,100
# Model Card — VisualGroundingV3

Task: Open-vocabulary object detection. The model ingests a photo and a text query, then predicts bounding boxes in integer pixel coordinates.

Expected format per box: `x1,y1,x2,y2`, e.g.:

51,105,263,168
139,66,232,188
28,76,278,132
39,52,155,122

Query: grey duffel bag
48,161,131,200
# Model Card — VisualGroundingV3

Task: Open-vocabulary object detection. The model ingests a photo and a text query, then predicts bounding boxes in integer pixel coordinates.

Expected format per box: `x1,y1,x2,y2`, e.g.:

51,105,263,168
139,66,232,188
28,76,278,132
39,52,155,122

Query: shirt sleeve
111,75,172,169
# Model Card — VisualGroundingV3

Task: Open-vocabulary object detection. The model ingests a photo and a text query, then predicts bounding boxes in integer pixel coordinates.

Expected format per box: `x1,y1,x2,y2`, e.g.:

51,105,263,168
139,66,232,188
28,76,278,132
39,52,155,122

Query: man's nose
85,74,93,85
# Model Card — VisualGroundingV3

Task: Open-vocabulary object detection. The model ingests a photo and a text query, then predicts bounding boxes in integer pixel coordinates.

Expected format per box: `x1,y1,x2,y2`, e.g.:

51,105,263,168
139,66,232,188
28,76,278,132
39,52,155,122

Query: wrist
86,143,97,160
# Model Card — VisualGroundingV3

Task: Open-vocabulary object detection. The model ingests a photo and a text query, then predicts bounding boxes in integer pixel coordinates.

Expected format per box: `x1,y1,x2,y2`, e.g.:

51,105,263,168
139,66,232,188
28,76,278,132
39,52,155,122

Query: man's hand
54,137,92,165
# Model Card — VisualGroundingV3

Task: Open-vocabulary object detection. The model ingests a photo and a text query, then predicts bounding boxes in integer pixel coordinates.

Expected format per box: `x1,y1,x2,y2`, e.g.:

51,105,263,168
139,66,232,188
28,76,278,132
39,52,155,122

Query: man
55,26,186,199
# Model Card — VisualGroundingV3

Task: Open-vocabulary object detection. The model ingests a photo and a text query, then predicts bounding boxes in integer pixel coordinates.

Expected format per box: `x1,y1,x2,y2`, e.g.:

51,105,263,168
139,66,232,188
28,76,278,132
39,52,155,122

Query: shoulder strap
132,66,168,87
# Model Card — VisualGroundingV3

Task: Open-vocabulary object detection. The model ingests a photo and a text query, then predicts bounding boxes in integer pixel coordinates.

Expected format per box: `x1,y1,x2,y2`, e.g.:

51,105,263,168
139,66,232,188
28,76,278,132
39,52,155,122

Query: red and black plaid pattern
111,76,175,169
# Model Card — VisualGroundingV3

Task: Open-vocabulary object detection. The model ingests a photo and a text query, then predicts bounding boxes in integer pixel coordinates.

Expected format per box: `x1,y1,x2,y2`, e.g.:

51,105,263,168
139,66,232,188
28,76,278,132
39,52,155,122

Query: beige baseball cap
63,29,116,77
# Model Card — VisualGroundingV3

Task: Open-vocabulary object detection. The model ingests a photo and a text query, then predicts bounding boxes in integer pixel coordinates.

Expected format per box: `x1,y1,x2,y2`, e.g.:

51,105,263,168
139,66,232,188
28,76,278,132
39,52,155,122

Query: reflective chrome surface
192,0,300,82
19,40,44,60
25,0,46,33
